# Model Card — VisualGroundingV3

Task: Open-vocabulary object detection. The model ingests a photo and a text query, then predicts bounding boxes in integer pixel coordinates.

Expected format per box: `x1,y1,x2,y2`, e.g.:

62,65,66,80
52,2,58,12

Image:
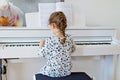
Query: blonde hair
49,11,67,44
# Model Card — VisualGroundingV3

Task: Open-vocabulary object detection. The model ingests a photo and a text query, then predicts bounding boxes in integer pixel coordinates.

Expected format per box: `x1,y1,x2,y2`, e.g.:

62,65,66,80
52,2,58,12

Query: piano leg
117,55,120,80
101,55,115,80
113,54,119,80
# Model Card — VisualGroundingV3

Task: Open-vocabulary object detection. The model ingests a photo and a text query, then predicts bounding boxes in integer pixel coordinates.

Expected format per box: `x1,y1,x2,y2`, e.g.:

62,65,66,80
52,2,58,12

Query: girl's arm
39,39,45,48
38,39,48,58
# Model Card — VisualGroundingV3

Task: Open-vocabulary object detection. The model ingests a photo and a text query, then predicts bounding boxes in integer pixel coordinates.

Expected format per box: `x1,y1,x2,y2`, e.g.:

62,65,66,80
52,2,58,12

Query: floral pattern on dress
38,34,75,77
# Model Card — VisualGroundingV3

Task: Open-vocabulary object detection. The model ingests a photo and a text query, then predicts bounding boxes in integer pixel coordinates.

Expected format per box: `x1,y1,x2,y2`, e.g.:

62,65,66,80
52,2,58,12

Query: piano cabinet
1,53,119,80
0,44,120,58
0,44,120,80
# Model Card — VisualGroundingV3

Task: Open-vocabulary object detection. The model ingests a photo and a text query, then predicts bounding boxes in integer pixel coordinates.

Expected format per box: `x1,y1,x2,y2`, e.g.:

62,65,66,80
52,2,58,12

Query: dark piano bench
35,72,92,80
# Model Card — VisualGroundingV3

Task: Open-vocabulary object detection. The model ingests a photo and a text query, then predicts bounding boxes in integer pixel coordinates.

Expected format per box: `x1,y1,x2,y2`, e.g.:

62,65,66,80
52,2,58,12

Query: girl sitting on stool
38,11,75,78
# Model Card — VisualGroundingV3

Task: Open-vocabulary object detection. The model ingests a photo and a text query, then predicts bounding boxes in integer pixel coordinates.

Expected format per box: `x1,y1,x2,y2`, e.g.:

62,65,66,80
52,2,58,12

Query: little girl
38,11,75,77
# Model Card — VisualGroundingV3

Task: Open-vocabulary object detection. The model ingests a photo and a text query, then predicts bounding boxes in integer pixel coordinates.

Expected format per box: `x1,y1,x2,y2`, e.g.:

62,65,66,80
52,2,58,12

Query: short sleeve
38,39,49,58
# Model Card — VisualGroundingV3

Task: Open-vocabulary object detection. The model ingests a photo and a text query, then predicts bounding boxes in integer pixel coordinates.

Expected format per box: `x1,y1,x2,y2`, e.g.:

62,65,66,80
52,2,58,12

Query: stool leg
33,75,36,80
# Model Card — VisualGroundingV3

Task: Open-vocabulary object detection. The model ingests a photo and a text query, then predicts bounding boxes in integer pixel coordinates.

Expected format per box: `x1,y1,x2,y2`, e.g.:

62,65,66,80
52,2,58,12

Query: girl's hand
39,39,45,48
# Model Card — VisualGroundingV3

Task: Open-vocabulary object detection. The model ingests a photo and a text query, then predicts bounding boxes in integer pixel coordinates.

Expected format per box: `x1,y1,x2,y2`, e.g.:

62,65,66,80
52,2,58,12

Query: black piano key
76,42,111,45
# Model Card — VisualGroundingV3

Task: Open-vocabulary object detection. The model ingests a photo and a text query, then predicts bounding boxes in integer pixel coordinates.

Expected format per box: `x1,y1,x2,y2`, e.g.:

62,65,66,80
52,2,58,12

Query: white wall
65,0,120,27
11,0,58,13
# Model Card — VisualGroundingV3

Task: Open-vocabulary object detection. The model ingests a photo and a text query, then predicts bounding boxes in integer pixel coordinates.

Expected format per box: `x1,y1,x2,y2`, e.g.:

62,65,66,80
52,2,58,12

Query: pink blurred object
0,0,24,26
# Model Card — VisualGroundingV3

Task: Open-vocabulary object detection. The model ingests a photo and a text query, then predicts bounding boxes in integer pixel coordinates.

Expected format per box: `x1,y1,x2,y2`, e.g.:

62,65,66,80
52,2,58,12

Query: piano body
0,27,120,58
0,27,120,80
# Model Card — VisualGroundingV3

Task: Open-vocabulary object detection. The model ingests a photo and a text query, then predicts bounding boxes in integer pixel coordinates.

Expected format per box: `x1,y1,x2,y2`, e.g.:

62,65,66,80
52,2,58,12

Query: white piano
0,27,120,80
0,27,120,58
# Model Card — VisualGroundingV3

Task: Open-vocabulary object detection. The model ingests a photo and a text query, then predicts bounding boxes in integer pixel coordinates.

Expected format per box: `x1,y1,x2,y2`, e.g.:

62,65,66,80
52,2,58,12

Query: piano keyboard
1,43,39,47
0,41,111,48
4,44,39,47
75,42,111,45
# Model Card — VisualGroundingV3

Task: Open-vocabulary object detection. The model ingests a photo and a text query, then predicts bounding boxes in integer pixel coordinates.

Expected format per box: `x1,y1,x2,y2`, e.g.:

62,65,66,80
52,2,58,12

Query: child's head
49,11,67,44
49,11,67,29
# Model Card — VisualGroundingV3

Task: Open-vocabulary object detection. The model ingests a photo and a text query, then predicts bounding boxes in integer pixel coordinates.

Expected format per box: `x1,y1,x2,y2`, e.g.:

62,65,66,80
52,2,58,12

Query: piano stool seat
35,72,92,80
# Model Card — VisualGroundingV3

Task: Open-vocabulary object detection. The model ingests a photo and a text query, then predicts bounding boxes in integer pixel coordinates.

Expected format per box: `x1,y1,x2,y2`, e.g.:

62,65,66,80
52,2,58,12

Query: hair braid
49,11,67,44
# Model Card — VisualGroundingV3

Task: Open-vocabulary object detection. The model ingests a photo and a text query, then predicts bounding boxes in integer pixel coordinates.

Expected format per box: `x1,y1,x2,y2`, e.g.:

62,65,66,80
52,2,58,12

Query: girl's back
38,34,75,77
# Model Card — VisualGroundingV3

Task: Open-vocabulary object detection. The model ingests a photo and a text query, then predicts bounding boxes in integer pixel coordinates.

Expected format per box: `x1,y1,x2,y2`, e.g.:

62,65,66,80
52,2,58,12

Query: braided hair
49,11,67,44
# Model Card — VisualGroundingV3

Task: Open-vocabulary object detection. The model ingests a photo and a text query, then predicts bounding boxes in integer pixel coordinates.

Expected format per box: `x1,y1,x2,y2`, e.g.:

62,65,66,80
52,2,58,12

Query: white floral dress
38,34,75,77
